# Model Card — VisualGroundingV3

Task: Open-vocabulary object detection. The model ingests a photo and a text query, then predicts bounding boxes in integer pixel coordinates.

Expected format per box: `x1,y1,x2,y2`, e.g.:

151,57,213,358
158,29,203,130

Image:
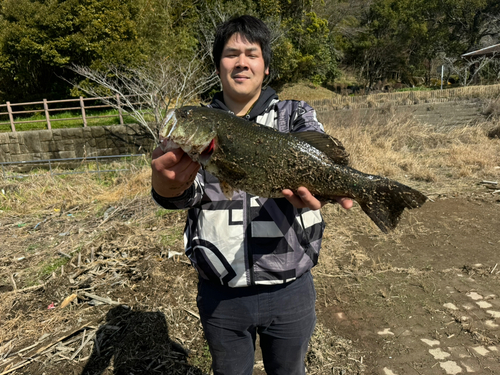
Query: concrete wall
0,124,154,163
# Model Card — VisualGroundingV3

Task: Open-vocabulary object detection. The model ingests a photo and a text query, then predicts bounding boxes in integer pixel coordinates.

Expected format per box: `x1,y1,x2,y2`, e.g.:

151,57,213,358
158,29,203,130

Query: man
151,15,352,375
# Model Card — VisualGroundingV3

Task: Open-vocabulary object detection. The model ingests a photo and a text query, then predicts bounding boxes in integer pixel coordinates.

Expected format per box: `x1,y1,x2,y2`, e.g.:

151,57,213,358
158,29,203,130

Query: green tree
442,0,500,54
336,0,446,86
257,0,339,86
0,0,143,102
135,0,200,60
193,0,339,88
273,12,338,86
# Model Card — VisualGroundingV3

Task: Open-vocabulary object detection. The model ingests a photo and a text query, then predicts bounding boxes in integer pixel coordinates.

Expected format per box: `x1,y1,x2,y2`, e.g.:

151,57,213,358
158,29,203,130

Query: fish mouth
158,109,215,165
199,139,216,166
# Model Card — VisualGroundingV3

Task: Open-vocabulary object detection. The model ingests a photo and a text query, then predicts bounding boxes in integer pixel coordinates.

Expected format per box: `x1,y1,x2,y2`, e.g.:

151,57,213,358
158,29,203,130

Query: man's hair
212,15,271,71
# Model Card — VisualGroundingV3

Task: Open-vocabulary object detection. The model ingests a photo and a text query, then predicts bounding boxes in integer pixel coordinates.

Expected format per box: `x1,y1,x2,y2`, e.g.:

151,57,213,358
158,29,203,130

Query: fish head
159,106,217,165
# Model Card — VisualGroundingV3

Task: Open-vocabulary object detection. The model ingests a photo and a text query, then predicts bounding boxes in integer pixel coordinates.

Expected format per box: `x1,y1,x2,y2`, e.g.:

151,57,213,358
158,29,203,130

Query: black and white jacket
152,87,326,287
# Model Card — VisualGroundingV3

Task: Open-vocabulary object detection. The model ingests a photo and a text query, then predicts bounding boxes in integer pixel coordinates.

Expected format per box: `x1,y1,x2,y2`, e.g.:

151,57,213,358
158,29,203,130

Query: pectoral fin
211,158,248,200
219,180,235,200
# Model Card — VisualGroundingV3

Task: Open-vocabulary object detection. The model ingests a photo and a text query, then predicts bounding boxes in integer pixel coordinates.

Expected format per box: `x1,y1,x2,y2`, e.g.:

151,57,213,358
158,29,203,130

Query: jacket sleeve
151,172,205,210
290,101,325,134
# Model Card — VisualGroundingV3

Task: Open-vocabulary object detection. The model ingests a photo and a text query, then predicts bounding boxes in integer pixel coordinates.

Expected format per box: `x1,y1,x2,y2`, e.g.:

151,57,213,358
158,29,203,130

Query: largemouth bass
159,106,427,233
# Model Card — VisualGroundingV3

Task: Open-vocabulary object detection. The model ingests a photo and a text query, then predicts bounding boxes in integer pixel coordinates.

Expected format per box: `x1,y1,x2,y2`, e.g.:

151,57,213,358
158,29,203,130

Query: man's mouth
233,76,249,82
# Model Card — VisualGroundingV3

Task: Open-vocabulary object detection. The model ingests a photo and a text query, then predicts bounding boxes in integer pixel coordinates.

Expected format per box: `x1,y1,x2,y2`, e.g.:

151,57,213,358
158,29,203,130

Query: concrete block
70,128,83,139
100,148,114,156
125,125,143,135
90,127,106,137
20,132,42,152
0,133,10,144
58,151,76,159
18,142,30,154
37,130,54,142
7,142,21,155
82,127,93,139
85,138,96,148
57,128,73,139
9,154,34,162
39,152,54,160
94,137,107,149
57,139,75,151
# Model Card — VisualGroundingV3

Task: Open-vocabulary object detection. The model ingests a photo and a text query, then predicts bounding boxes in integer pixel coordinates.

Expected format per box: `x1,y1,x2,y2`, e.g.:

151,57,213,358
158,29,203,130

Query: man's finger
152,148,185,171
151,146,165,159
296,187,322,210
282,188,323,210
334,197,353,210
282,189,307,208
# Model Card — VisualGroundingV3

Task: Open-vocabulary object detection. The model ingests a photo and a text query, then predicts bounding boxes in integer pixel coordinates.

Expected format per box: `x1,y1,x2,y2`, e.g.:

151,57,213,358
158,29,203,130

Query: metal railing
0,154,146,179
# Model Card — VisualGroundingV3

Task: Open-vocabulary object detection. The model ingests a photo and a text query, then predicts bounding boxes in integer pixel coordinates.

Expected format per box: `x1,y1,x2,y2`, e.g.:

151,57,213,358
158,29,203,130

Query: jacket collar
210,87,279,121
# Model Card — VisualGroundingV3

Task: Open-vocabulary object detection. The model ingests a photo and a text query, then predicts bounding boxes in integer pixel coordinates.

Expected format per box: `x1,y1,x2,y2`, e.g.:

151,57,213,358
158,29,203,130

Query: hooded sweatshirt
152,87,326,287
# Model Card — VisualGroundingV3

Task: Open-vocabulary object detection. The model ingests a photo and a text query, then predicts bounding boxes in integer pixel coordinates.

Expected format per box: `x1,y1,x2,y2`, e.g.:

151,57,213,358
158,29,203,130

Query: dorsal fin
292,131,350,165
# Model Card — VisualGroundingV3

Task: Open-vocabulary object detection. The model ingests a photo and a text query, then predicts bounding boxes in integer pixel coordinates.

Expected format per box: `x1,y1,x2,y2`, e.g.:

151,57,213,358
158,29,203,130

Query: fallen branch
97,207,120,228
79,292,121,306
6,283,45,295
0,321,97,375
9,274,16,291
69,330,96,360
58,251,72,259
183,308,200,320
0,358,34,375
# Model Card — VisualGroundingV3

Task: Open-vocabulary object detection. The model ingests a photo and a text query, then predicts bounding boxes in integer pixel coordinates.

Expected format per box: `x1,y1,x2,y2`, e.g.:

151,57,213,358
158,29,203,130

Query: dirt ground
1,182,499,375
315,188,500,375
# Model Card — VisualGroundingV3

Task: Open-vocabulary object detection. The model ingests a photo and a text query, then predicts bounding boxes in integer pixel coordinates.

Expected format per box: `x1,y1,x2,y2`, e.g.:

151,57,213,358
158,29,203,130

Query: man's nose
235,54,249,68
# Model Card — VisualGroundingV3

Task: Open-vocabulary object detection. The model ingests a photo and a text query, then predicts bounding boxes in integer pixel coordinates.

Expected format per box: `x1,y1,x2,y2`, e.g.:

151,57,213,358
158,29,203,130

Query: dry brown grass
310,83,500,110
322,110,500,189
483,98,500,117
0,160,151,216
278,81,340,101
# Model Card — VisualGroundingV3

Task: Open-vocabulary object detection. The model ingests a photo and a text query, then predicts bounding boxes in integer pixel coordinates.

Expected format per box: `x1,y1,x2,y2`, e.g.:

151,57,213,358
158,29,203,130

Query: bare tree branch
71,52,218,143
444,52,498,86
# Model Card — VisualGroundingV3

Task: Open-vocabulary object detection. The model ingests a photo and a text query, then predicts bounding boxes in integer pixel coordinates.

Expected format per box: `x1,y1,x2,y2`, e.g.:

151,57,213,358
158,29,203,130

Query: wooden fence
2,83,500,132
0,95,131,132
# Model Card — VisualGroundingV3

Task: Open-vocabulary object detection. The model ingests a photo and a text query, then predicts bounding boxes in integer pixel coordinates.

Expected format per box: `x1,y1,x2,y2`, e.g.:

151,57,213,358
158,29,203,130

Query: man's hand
151,146,200,198
282,187,353,211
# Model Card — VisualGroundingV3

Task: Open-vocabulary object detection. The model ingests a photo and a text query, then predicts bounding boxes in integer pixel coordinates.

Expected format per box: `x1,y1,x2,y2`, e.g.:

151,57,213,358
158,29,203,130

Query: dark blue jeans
196,272,316,375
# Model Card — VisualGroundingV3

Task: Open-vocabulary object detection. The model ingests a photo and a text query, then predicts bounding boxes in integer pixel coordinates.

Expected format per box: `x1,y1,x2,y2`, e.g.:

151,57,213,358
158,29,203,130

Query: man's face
218,33,269,105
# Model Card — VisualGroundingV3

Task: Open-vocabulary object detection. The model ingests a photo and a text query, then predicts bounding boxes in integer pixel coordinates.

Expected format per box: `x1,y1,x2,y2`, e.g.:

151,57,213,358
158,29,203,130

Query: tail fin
358,182,427,233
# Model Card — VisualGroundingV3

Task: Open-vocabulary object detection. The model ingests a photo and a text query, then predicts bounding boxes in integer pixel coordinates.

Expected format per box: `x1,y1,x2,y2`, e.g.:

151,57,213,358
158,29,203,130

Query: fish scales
159,106,427,233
